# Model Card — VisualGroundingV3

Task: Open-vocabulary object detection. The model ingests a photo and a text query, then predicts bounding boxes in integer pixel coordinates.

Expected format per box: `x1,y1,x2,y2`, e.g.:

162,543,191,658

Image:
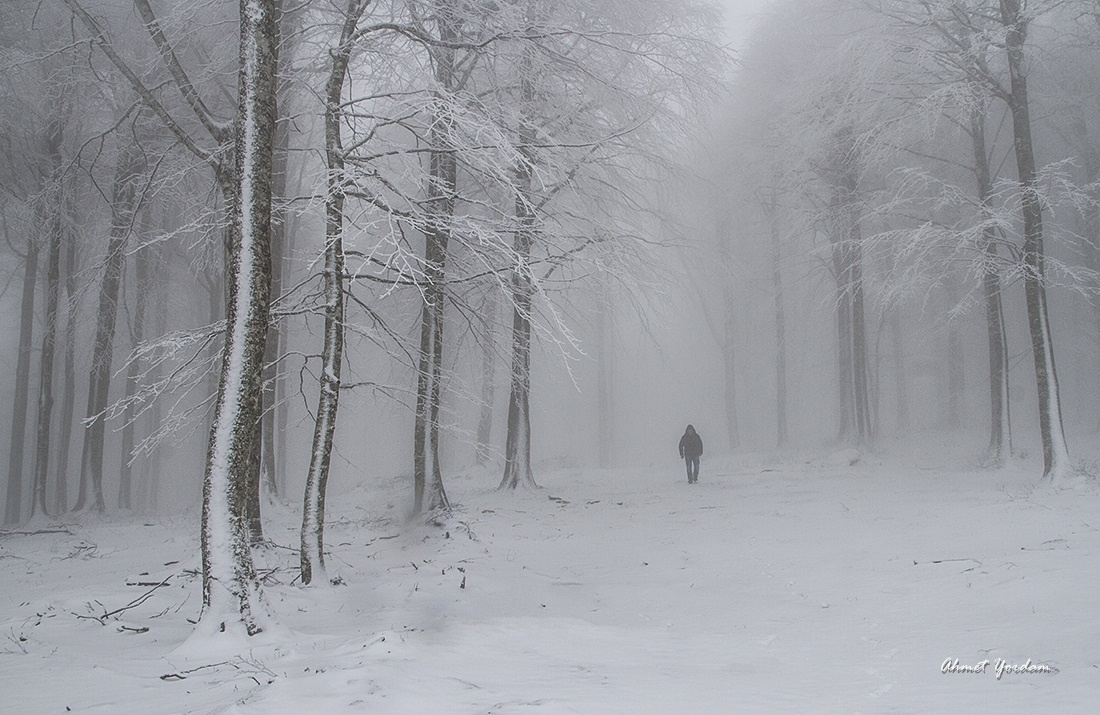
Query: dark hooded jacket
678,425,703,459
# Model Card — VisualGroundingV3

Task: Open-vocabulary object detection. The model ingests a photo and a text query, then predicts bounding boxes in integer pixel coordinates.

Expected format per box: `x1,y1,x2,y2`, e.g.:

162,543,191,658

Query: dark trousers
684,456,700,483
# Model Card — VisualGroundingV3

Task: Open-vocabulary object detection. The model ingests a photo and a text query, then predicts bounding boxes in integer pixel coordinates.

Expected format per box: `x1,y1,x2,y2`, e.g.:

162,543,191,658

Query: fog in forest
6,2,1100,710
2,0,1099,537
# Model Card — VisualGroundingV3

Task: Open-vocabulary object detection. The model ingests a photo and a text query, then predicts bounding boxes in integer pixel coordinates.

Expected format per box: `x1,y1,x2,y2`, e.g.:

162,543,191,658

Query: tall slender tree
5,228,38,524
30,118,66,518
499,14,540,491
998,0,1068,482
300,0,368,587
73,142,144,514
412,0,461,513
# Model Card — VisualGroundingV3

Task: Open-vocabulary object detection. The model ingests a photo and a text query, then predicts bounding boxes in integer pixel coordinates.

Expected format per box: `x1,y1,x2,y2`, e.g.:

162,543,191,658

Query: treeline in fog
3,0,1100,636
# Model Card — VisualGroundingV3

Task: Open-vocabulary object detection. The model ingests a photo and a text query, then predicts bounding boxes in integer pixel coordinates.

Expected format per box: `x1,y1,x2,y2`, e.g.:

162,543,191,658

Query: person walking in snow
678,424,703,484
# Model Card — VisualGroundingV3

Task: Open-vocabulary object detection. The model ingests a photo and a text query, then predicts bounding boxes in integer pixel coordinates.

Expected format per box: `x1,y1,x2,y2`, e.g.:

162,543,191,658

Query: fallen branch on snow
72,575,174,625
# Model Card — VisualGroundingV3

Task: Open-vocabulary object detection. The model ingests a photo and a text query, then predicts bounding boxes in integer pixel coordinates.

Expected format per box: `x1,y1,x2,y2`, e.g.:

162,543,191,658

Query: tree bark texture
245,414,264,544
199,0,278,635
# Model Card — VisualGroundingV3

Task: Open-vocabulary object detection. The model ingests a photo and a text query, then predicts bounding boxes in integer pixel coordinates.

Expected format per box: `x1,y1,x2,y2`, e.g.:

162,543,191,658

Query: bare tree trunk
258,0,300,503
6,234,39,525
829,129,870,445
31,152,65,519
474,287,497,465
275,177,300,496
833,250,854,442
848,192,872,442
500,30,539,492
74,145,143,514
1000,0,1068,483
413,302,433,509
500,225,536,490
1071,120,1100,431
413,3,457,513
714,215,739,452
770,218,788,448
943,272,964,428
722,292,739,451
145,241,169,510
300,0,362,586
889,312,909,434
199,0,277,635
596,284,613,468
119,215,153,510
970,104,1011,465
54,208,78,514
244,412,264,544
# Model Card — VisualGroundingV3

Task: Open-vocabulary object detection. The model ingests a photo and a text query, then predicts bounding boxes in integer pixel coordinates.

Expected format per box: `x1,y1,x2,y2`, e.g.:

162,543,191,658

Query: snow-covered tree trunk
999,0,1068,484
300,0,363,587
198,0,278,635
5,231,38,525
74,145,142,514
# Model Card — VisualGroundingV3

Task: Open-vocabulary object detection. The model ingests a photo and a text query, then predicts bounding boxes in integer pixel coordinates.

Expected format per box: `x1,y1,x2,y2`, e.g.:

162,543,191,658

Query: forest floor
2,437,1099,713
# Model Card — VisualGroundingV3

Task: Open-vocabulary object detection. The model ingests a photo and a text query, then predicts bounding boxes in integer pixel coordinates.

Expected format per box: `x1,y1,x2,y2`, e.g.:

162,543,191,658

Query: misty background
2,0,1098,523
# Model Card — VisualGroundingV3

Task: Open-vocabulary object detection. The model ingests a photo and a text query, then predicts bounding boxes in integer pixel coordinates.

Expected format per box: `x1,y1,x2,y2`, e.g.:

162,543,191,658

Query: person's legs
689,456,700,483
684,457,692,483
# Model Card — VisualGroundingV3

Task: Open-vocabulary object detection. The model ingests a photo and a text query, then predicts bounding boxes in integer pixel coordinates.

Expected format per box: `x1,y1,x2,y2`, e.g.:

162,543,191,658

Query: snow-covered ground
3,442,1098,713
